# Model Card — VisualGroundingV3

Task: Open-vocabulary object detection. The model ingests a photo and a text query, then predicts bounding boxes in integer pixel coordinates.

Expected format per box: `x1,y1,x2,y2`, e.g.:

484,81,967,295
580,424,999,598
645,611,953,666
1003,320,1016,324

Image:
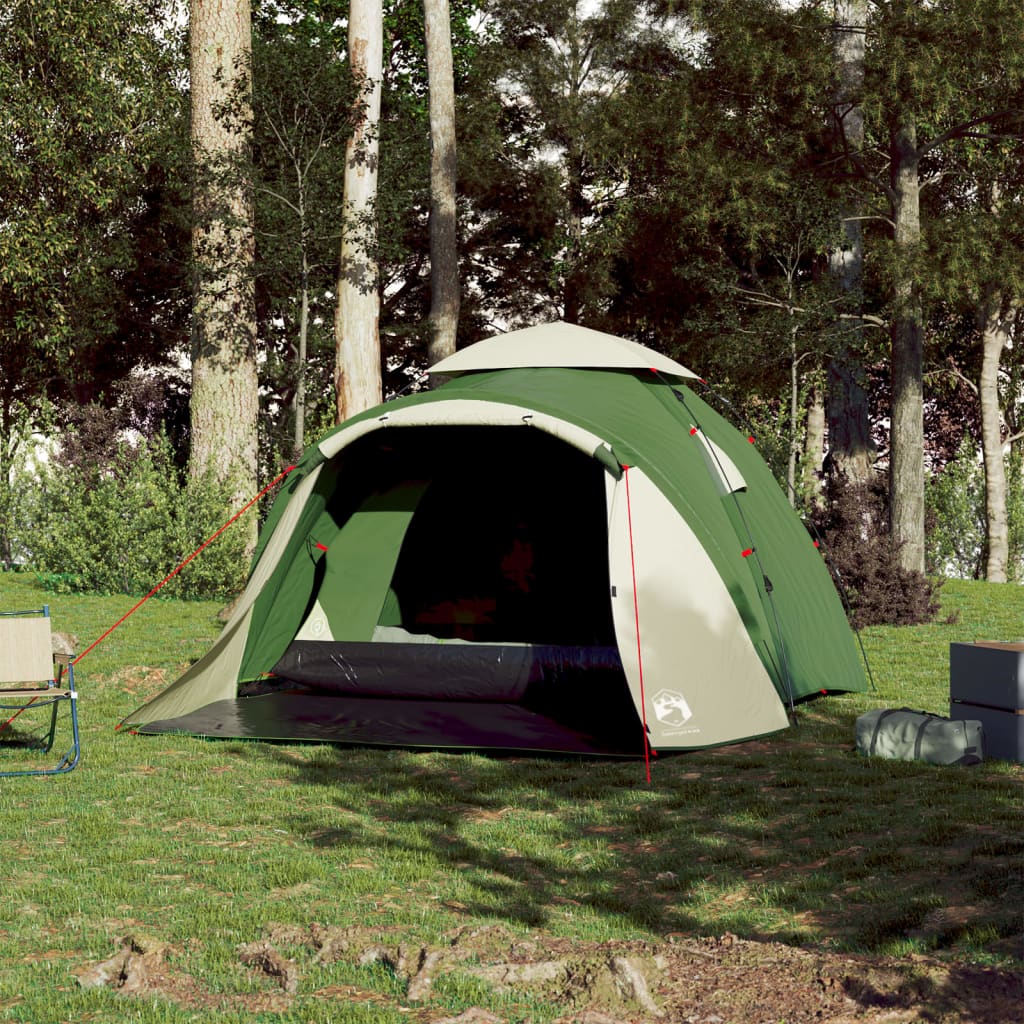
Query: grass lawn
0,570,1021,1022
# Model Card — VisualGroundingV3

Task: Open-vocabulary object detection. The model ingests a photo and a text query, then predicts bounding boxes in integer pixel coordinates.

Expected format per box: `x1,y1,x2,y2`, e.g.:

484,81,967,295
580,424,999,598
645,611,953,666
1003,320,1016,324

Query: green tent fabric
122,321,866,754
294,482,428,643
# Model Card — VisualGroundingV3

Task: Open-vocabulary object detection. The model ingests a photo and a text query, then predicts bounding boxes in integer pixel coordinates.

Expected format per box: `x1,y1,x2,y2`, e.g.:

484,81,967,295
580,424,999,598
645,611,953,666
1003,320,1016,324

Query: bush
26,430,248,600
811,475,943,629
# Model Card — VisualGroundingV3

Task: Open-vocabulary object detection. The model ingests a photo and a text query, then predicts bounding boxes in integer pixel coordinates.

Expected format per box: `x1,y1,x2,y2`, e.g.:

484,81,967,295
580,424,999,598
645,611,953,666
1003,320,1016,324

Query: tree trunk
0,398,13,570
562,15,585,325
979,288,1015,582
827,0,873,483
424,0,460,367
788,326,800,508
563,156,584,325
334,0,383,423
825,359,873,482
190,0,260,552
294,242,309,459
804,382,826,508
889,119,925,573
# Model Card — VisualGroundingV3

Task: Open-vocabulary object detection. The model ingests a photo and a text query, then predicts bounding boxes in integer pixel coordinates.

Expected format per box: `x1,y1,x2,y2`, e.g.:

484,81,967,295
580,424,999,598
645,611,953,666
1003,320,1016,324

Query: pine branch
918,110,1024,159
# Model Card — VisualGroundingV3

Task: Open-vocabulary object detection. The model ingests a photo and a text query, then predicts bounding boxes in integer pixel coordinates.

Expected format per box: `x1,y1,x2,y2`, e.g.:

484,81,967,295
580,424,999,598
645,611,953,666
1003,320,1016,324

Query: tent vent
691,426,746,495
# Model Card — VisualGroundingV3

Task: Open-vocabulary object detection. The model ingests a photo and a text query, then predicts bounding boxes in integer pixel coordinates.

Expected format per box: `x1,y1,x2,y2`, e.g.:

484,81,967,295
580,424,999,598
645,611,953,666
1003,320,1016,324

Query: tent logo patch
651,688,693,727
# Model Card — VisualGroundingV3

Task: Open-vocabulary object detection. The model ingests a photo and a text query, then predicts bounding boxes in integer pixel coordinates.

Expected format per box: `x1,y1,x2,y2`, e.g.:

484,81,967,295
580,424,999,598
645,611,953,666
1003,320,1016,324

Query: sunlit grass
0,571,1021,1022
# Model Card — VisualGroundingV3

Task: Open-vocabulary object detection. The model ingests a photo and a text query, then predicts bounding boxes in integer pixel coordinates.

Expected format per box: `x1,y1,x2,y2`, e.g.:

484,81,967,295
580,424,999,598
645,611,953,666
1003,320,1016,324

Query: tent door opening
382,425,616,646
276,425,642,751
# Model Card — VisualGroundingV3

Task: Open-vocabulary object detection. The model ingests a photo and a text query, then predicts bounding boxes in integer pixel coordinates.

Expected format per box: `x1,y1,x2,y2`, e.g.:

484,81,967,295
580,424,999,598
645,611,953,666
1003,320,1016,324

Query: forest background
1,0,1022,619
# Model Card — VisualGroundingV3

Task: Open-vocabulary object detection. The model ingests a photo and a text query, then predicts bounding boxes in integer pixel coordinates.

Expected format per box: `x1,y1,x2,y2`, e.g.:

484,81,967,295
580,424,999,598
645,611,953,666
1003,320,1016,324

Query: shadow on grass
840,961,1024,1022
241,706,1023,967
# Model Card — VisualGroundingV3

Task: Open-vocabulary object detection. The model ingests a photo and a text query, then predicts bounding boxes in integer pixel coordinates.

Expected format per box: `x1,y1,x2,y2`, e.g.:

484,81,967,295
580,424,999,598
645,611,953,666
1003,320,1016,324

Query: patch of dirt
108,666,168,699
237,938,299,994
75,925,1024,1023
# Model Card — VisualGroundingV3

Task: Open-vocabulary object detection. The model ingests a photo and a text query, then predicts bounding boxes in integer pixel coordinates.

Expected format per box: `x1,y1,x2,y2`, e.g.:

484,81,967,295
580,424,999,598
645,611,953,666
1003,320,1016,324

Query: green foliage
0,401,53,570
723,390,793,491
250,9,355,462
459,0,701,329
1006,442,1024,582
0,0,189,588
25,432,247,600
0,0,186,405
925,435,1024,583
583,0,848,400
925,434,986,580
849,0,1024,328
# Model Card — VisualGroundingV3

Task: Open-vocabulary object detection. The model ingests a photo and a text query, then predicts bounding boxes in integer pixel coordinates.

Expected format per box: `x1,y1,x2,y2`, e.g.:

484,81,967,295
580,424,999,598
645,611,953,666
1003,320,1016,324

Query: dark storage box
949,642,1024,763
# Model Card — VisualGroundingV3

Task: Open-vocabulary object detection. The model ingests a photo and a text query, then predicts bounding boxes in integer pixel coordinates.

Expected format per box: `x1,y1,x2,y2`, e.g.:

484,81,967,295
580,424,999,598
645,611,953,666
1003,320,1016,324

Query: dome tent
122,322,866,755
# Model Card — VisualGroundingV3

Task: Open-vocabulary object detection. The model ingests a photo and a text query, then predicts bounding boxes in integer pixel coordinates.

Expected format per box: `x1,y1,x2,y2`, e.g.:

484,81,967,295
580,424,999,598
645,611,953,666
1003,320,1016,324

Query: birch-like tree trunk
190,0,260,553
979,288,1016,582
889,120,926,573
827,0,873,484
804,384,826,507
334,0,383,423
788,323,801,509
295,240,310,458
424,0,460,367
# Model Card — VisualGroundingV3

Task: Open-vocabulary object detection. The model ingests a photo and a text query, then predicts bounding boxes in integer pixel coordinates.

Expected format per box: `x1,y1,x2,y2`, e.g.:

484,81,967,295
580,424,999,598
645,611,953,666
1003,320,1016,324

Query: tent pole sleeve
592,443,623,479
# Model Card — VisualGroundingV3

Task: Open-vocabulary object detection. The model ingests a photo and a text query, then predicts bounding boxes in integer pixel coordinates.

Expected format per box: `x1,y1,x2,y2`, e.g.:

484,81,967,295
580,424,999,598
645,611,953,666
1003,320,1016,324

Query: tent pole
664,382,799,712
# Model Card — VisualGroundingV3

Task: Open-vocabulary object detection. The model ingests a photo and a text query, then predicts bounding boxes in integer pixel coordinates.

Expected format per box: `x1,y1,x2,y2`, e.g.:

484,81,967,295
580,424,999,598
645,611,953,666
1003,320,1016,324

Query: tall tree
190,0,260,549
888,112,926,571
424,0,460,365
250,3,352,458
826,0,874,483
619,1,842,450
928,151,1024,581
469,0,683,327
0,0,185,567
978,289,1018,581
834,0,1024,572
334,0,384,422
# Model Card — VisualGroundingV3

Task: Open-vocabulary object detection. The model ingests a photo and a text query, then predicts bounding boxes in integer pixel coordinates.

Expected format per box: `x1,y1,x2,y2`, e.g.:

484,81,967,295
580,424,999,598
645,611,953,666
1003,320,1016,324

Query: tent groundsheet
135,694,644,756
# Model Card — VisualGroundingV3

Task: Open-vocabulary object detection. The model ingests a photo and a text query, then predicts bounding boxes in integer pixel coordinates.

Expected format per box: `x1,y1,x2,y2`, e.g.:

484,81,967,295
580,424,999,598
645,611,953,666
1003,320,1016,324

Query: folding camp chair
0,606,80,776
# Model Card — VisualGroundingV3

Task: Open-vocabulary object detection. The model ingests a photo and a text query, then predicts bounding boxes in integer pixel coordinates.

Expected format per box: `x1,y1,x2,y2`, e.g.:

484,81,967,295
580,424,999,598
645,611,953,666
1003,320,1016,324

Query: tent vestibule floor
134,692,647,756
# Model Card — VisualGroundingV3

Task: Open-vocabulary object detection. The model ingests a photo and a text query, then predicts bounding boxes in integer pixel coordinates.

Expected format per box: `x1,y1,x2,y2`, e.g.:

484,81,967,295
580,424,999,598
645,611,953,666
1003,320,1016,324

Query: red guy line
73,464,297,666
1,695,43,734
622,465,652,784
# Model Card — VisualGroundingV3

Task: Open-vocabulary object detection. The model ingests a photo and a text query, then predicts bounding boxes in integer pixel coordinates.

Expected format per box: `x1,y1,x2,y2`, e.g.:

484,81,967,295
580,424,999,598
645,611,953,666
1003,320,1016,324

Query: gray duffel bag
855,707,984,766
